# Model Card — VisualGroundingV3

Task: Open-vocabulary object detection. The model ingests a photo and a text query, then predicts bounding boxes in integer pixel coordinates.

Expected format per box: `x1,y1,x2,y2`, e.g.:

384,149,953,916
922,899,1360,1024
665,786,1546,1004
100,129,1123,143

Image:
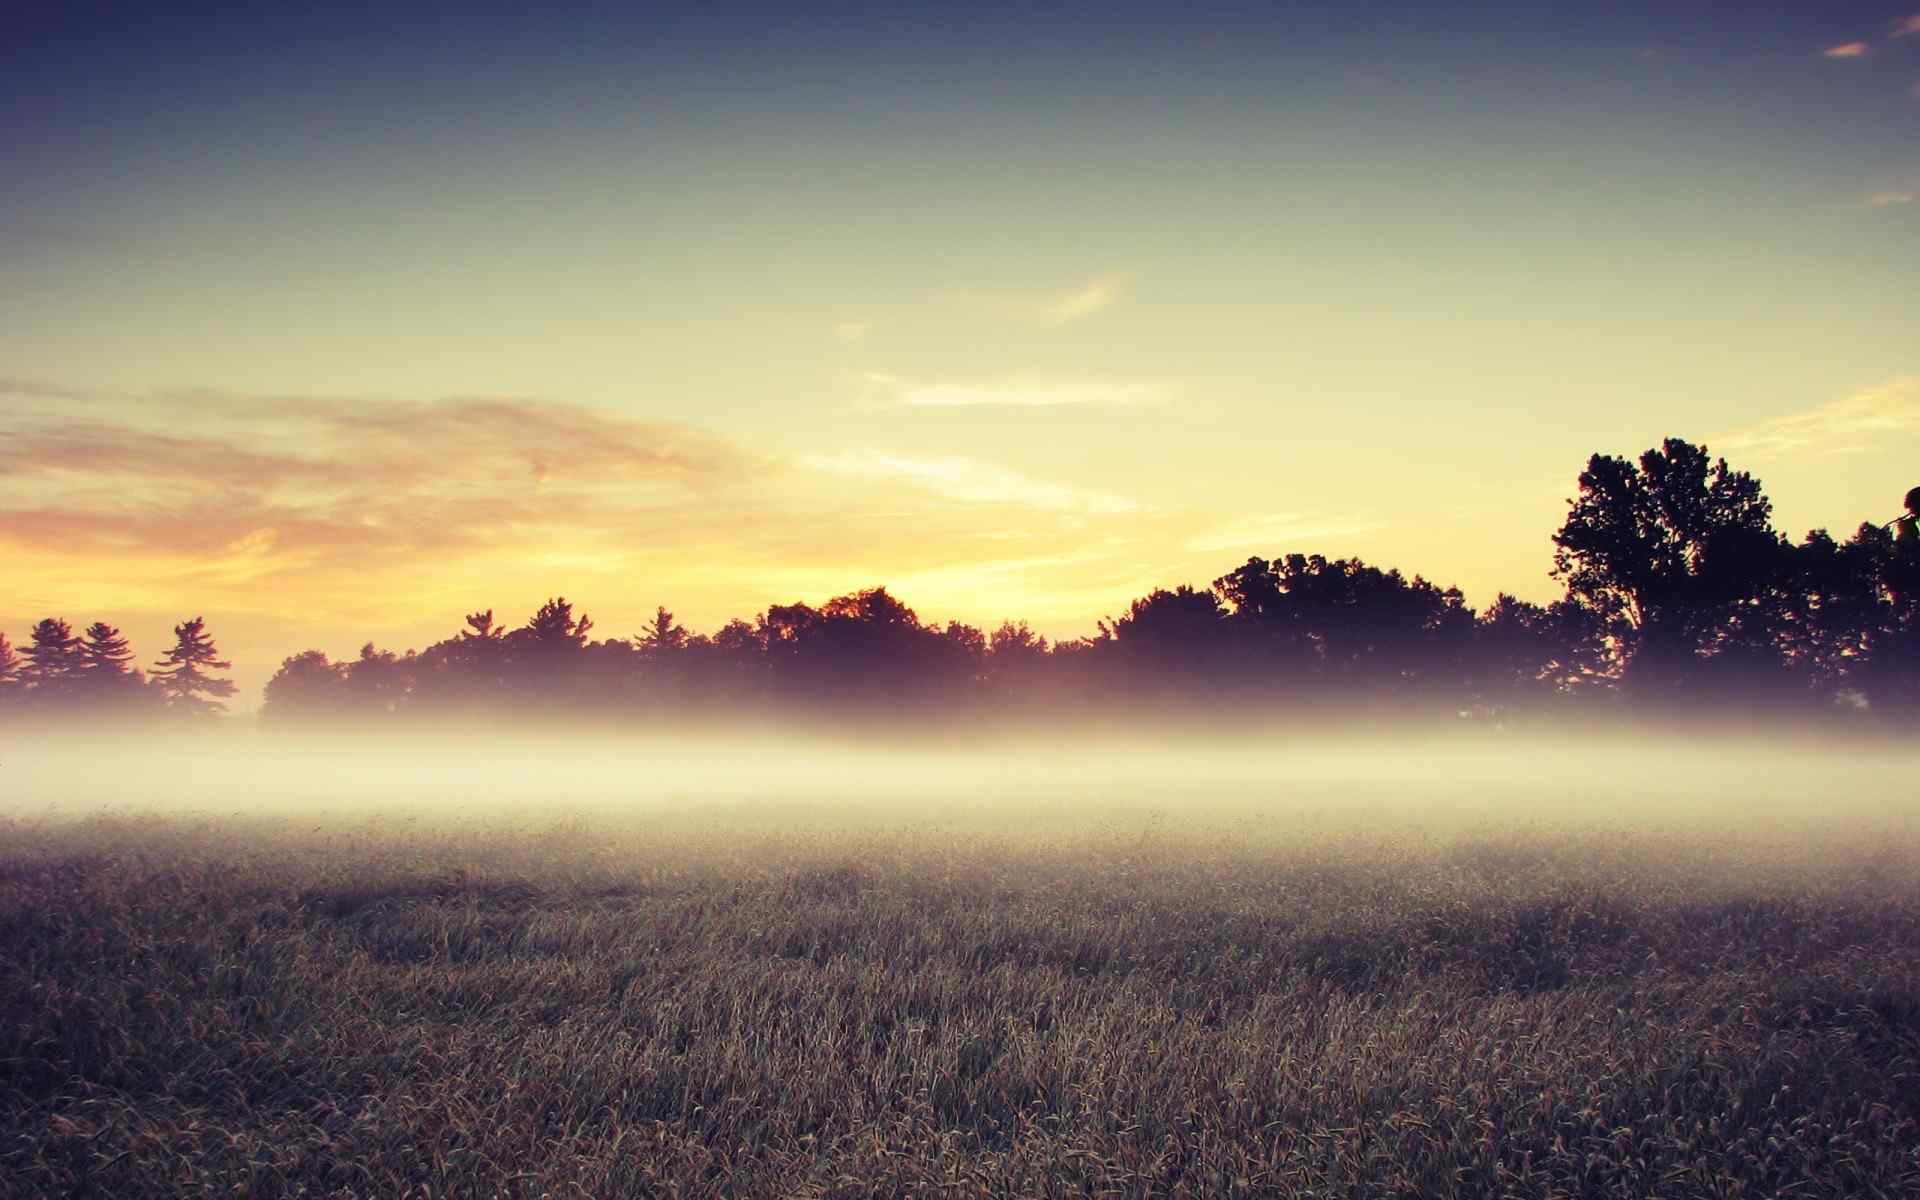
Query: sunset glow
4,3,1918,703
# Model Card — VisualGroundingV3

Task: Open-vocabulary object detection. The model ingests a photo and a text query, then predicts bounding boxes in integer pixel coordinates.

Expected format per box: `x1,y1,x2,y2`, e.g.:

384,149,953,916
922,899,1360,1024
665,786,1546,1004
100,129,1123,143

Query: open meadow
2,735,1918,1198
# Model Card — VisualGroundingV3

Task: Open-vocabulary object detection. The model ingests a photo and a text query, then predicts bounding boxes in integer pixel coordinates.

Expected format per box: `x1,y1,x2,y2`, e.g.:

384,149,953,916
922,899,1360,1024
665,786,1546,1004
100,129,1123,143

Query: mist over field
8,0,1920,1192
6,727,1920,1197
0,725,1908,828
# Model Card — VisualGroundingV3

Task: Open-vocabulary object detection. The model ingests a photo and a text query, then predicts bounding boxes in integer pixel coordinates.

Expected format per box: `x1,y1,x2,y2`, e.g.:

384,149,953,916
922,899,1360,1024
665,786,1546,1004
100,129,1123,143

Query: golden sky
4,4,1918,703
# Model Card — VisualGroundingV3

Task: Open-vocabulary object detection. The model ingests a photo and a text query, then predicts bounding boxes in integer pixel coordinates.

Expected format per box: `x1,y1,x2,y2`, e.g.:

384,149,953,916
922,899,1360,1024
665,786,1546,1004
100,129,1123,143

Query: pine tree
79,621,152,709
22,618,84,703
637,606,688,655
151,616,238,715
518,598,594,651
80,622,135,675
462,609,504,641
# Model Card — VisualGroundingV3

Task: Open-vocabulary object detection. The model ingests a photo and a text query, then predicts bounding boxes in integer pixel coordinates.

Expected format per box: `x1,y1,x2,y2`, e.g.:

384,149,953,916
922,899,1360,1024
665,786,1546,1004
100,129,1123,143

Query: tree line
0,617,237,717
4,438,1917,727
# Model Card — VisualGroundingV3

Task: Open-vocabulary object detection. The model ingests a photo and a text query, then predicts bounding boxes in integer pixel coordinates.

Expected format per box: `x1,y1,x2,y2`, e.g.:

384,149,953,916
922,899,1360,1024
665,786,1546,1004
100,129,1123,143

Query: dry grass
2,808,1918,1198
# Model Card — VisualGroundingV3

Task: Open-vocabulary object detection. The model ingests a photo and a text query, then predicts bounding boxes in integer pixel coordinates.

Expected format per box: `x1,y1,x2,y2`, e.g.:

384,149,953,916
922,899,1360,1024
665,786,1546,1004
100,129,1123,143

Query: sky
3,1,1918,705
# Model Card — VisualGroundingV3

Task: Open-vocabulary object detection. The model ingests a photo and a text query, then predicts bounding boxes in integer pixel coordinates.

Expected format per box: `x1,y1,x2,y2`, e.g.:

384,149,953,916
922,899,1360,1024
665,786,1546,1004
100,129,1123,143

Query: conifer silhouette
151,617,238,715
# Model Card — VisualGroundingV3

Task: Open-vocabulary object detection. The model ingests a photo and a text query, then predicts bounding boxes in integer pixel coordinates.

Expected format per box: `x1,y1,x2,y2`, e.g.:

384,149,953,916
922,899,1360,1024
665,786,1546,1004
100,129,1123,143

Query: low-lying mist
7,725,1915,856
7,723,1918,1197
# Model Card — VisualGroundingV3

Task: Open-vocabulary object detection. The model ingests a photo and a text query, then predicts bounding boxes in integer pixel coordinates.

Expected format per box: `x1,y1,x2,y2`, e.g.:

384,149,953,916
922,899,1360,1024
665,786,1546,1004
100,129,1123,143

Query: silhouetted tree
985,621,1049,698
151,617,238,715
77,622,154,711
939,620,987,677
344,643,415,715
1110,586,1232,699
505,597,594,708
638,607,689,656
205,463,1920,729
463,609,504,642
21,618,85,705
80,622,135,677
1839,518,1920,715
517,597,594,651
411,607,512,711
0,632,18,703
1209,555,1476,706
262,650,350,721
697,618,766,706
1772,528,1881,702
1552,438,1786,698
1469,594,1607,713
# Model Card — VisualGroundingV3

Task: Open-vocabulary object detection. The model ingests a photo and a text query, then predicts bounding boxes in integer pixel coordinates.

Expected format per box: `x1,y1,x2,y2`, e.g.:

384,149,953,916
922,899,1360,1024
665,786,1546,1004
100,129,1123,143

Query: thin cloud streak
1715,377,1920,462
802,450,1142,514
1040,273,1127,323
964,272,1131,325
1892,14,1920,38
860,373,1169,409
2,383,1173,631
1823,41,1869,59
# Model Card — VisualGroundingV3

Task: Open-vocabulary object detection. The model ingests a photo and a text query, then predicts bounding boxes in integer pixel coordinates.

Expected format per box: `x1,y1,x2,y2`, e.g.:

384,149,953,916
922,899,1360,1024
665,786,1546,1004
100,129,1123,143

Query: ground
2,804,1917,1198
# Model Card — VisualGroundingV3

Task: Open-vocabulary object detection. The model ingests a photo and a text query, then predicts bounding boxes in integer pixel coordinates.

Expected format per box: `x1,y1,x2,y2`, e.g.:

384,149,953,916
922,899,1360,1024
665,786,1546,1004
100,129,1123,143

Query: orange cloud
1892,14,1920,38
1823,41,1869,59
0,384,1176,641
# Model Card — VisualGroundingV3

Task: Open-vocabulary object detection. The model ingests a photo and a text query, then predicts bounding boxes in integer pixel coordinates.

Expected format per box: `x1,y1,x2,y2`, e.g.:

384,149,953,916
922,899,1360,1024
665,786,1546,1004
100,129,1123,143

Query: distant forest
5,438,1918,727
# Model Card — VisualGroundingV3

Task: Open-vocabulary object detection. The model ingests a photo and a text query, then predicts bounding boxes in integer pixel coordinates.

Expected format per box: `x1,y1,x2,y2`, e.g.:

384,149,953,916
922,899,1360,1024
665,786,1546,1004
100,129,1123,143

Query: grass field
3,785,1919,1198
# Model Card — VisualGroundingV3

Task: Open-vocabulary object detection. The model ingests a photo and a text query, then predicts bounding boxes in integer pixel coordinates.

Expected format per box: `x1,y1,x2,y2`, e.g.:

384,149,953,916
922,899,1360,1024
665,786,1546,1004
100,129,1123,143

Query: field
3,752,1919,1198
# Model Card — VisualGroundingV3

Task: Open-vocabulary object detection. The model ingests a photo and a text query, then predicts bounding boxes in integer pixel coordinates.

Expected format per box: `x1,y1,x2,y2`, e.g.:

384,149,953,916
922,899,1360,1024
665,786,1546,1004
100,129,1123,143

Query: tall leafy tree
344,643,415,714
1210,554,1476,700
1841,519,1920,714
1552,438,1785,693
1469,594,1607,711
151,616,238,715
262,650,349,721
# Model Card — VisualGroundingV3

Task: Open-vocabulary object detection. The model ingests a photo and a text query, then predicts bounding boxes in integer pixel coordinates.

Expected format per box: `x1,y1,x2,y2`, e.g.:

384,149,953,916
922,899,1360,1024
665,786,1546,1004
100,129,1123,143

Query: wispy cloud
802,450,1141,514
1892,14,1920,38
1,381,1171,636
3,392,748,494
1716,377,1920,461
860,372,1168,409
1865,189,1916,208
1186,512,1385,554
832,320,870,342
1823,41,1870,59
0,391,757,576
967,272,1131,325
1038,273,1126,323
